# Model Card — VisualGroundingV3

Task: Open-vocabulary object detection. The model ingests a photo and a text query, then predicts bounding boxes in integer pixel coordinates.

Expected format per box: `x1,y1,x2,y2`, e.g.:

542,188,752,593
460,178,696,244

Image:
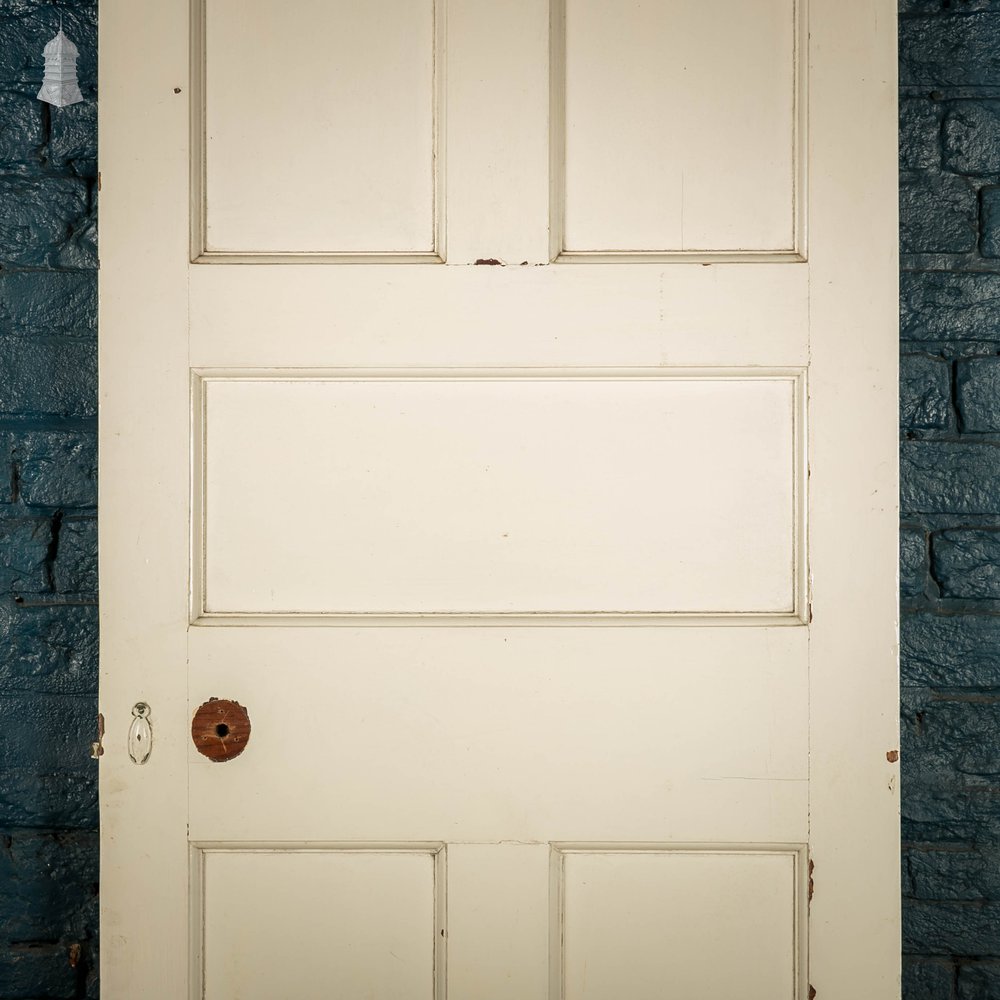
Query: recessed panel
199,848,440,1000
197,373,800,618
561,0,799,255
201,0,436,255
560,849,800,1000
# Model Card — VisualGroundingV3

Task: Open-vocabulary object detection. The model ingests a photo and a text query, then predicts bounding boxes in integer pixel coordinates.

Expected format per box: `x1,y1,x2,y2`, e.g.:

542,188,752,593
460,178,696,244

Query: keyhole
216,723,229,738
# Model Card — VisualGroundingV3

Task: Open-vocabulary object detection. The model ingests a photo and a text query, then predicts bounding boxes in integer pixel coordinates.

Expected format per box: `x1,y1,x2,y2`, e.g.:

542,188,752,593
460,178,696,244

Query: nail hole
216,723,229,738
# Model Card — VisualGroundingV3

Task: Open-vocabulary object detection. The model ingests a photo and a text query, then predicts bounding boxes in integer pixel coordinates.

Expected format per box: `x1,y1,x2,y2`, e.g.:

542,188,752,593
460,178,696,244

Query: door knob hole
215,723,230,738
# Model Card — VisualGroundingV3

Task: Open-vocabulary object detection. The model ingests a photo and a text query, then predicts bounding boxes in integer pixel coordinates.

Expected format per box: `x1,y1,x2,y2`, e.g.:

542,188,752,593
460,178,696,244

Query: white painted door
99,1,900,997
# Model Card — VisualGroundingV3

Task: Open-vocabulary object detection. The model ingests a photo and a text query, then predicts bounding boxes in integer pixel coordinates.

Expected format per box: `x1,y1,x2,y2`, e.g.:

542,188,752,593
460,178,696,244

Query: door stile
806,0,900,994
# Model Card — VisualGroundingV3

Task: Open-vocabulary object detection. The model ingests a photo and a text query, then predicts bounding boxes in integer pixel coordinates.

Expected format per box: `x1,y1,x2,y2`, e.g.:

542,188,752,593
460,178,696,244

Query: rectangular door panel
197,0,439,258
195,845,445,1000
559,0,802,257
195,371,804,621
557,846,804,1000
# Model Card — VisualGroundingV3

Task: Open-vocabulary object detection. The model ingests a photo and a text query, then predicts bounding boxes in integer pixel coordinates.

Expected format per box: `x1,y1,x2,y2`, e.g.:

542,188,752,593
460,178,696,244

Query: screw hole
215,723,229,738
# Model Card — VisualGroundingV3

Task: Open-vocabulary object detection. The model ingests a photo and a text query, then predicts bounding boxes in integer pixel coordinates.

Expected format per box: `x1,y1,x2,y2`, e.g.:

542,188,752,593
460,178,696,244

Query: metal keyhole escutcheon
128,702,152,765
191,698,251,762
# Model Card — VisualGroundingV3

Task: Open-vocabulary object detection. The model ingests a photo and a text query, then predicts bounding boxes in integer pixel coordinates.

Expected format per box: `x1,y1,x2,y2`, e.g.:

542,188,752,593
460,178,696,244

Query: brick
933,530,1000,599
12,430,97,508
901,784,1000,845
902,527,929,598
0,91,43,165
51,517,95,594
0,272,96,338
901,98,943,172
900,171,978,254
0,599,97,694
48,98,96,169
0,942,76,999
905,696,1000,783
0,176,89,268
56,205,97,270
957,356,1000,431
901,13,1000,87
0,695,97,828
959,962,1000,1000
902,354,952,430
0,336,96,417
903,957,956,1000
905,900,1000,955
944,101,1000,175
901,441,1000,514
0,830,98,941
981,187,1000,258
902,614,1000,687
0,518,51,594
902,272,1000,343
906,846,1000,901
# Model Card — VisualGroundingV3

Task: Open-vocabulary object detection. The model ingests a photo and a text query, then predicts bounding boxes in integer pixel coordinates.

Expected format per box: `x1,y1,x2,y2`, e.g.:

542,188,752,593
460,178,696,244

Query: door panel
196,371,802,619
561,0,801,255
196,846,444,1000
558,848,804,1000
99,0,899,996
200,0,439,256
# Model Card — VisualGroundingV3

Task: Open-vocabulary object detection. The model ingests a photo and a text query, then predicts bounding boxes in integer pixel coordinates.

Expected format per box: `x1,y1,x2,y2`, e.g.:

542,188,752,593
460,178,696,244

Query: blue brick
0,942,77,999
981,187,1000,258
51,517,95,594
901,441,1000,514
0,91,43,165
0,518,51,594
903,957,955,1000
902,272,1000,343
944,101,1000,175
0,830,98,941
907,847,1000,901
902,527,929,598
902,614,1000,688
0,336,96,417
48,99,96,170
905,695,1000,783
0,176,89,268
901,171,978,254
12,430,97,509
905,900,1000,955
959,962,1000,1000
933,530,1000,599
901,784,1000,845
56,206,97,270
901,13,1000,87
0,695,97,829
957,356,1000,431
902,98,943,172
902,354,952,430
0,599,97,695
0,272,96,338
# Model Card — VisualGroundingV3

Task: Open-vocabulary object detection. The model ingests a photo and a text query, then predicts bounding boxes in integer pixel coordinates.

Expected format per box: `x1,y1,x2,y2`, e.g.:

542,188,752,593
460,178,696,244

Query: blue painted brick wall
0,1,99,998
901,1,1000,996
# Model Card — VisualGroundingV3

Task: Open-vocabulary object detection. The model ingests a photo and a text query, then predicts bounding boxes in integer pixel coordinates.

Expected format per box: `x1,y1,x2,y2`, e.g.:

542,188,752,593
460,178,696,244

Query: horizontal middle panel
194,370,804,621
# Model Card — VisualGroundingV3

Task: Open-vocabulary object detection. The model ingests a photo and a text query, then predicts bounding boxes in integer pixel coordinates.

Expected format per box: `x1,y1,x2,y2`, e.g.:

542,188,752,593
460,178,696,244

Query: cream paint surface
200,375,797,616
203,0,436,254
560,850,799,999
563,0,797,252
100,0,899,996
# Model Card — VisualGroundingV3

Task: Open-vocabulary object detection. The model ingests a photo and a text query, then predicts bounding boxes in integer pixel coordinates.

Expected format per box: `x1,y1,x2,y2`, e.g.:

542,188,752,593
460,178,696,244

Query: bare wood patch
191,698,251,762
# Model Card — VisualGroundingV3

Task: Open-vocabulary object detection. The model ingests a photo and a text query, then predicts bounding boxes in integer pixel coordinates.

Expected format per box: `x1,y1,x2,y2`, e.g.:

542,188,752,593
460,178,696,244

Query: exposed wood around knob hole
191,698,251,762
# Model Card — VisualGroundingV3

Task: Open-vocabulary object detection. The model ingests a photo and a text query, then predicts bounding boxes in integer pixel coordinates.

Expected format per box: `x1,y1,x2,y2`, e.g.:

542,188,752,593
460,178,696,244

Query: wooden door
99,1,900,997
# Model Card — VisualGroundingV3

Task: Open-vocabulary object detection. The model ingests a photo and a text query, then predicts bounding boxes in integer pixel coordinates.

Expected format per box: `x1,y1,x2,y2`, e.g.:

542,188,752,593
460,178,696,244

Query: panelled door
99,1,899,997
